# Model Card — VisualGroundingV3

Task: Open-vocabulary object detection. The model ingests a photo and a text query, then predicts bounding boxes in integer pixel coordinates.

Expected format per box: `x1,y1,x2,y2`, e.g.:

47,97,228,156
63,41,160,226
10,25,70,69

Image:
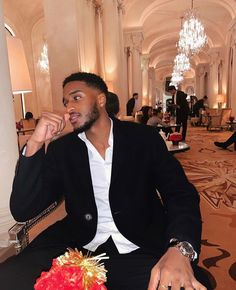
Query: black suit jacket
175,90,189,117
126,98,135,116
10,119,201,256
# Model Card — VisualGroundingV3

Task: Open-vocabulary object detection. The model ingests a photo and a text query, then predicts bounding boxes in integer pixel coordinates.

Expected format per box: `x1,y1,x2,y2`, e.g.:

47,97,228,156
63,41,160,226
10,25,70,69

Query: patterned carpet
175,126,236,290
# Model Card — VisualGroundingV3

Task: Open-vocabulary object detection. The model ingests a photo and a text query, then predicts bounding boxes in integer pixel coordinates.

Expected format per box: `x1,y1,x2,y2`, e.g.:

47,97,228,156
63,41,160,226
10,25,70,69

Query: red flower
168,132,182,141
34,250,108,290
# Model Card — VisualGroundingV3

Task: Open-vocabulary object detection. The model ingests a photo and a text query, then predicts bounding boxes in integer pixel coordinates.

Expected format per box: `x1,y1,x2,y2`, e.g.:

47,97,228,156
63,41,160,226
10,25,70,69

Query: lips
69,112,81,124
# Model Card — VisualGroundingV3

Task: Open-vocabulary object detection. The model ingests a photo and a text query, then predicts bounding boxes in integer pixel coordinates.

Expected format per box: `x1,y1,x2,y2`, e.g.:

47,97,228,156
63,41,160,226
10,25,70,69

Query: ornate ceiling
3,0,236,78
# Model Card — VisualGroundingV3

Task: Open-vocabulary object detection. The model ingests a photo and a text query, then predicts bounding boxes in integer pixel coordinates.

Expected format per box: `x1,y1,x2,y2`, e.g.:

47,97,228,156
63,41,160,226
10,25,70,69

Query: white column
148,67,156,107
101,0,126,114
94,1,105,79
196,65,206,98
131,32,143,110
124,31,143,110
0,0,19,245
43,0,98,112
141,54,150,106
117,0,127,115
208,50,220,108
229,29,236,115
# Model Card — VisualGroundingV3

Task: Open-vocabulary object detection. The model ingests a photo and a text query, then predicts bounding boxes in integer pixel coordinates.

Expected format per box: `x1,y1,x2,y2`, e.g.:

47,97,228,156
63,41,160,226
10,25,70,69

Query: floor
176,126,236,289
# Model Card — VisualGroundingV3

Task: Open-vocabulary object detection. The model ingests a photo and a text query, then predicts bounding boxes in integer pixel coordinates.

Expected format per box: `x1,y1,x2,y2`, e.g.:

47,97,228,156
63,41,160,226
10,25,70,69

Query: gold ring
160,285,169,289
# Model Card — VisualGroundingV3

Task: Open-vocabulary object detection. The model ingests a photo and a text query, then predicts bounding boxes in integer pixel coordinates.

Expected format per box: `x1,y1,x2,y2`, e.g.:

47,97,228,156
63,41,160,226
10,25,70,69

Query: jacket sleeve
10,144,64,222
151,132,202,255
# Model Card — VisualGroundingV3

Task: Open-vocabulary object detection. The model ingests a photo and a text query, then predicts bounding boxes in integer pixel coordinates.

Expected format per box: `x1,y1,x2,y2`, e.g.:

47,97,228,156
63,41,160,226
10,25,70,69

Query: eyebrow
69,89,83,95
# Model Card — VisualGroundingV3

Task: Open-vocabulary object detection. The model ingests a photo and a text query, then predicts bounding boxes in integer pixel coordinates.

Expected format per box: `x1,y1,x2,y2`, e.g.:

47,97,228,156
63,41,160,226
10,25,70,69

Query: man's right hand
25,112,69,157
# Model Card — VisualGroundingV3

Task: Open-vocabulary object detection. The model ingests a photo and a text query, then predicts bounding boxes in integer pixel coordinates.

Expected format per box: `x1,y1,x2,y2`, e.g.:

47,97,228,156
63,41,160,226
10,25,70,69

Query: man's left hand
147,247,206,290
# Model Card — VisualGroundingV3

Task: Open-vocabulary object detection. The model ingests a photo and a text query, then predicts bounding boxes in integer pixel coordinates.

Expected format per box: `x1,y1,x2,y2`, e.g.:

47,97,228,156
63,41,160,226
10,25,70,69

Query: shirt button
84,213,93,221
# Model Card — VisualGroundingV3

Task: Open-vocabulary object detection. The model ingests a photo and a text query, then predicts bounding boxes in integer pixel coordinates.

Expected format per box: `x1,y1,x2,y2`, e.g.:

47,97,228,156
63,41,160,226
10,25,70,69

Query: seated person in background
147,107,173,136
0,72,211,290
20,111,36,130
192,96,208,118
105,91,120,118
139,105,152,124
214,132,236,150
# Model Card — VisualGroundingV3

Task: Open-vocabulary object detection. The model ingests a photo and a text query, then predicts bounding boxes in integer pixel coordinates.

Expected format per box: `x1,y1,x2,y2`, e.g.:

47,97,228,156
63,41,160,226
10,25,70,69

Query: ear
97,93,106,108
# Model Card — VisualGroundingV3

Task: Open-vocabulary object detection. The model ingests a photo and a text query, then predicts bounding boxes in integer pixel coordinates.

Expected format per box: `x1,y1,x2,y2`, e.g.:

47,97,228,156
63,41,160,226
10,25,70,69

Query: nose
66,101,75,113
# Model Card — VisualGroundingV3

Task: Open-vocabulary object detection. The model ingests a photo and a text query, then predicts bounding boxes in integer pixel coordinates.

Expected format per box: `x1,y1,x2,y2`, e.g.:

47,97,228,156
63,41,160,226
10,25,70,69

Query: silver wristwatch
169,239,197,261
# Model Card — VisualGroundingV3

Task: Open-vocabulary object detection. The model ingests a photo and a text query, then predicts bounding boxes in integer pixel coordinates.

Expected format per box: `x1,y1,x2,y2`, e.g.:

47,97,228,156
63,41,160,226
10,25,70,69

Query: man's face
63,80,101,133
134,94,139,100
169,89,176,95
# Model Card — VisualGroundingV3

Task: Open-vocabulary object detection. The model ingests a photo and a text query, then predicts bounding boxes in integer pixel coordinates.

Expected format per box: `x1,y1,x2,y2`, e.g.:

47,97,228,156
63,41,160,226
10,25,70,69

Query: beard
73,103,100,134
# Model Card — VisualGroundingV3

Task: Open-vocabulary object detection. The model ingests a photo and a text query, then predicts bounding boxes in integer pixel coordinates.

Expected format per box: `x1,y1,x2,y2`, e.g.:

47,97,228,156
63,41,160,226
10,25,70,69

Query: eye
73,95,82,101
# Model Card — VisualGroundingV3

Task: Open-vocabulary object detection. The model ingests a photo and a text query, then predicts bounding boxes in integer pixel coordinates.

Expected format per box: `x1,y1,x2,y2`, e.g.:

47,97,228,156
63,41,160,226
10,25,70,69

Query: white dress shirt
79,120,139,253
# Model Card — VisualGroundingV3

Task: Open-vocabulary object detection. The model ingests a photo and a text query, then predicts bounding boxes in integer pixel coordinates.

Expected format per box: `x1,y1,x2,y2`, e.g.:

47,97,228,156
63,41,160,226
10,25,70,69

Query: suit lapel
110,119,127,184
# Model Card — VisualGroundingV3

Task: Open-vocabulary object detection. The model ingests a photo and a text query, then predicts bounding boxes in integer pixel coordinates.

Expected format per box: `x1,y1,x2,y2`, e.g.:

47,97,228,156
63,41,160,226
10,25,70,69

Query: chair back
220,108,232,126
22,118,36,130
205,108,218,116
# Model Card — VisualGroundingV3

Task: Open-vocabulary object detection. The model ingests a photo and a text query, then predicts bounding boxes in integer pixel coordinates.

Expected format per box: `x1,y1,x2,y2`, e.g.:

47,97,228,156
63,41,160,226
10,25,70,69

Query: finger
64,113,70,122
192,279,207,290
158,282,170,289
182,281,195,290
40,113,64,135
147,267,160,290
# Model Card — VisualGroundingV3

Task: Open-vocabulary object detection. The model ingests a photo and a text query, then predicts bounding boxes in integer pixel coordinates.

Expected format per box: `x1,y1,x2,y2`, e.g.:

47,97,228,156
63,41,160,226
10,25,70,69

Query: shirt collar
78,118,113,147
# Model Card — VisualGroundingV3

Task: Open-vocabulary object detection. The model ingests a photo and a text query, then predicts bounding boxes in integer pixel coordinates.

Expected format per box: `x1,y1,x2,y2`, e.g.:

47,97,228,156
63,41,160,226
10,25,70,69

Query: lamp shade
6,36,32,94
216,94,225,103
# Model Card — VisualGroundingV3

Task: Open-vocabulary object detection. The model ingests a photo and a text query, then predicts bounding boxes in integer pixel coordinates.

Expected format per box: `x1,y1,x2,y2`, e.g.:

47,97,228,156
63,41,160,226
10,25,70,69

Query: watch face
180,241,194,254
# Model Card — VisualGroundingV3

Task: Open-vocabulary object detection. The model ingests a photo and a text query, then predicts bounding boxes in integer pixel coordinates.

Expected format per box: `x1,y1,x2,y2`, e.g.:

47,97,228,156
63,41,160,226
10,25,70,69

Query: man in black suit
168,85,190,141
193,96,208,117
126,92,138,116
0,73,210,290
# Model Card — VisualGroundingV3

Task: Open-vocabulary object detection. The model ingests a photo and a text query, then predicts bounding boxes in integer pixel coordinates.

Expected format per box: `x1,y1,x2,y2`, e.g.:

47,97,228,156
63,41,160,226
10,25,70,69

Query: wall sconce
6,36,32,118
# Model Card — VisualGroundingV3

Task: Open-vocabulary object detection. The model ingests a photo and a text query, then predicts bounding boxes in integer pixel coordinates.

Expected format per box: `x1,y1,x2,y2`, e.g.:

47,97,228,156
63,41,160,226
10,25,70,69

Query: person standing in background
168,85,189,141
126,93,138,116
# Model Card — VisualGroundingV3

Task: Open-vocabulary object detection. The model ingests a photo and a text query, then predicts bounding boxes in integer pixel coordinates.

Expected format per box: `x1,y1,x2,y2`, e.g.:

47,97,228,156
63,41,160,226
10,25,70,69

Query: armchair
8,200,66,255
206,108,232,131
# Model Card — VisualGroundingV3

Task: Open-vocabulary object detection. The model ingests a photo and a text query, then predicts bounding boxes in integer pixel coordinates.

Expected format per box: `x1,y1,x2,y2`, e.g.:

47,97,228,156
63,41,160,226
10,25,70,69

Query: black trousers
176,113,188,140
0,236,212,290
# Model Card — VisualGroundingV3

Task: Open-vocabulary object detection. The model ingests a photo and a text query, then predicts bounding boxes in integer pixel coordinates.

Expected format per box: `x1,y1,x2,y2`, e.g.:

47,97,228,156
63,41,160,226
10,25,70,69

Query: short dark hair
106,92,120,117
168,85,176,91
133,93,138,97
63,72,108,97
25,111,33,120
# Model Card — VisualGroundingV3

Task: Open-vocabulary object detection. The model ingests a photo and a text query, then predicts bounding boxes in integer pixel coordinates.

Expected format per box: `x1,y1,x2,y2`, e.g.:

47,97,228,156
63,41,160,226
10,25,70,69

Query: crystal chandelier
170,71,184,86
173,52,190,73
177,1,207,56
38,43,49,73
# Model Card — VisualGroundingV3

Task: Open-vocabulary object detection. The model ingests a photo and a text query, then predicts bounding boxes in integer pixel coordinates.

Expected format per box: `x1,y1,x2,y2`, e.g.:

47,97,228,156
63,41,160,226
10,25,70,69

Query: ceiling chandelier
38,43,49,73
173,52,190,73
177,0,207,56
170,71,183,86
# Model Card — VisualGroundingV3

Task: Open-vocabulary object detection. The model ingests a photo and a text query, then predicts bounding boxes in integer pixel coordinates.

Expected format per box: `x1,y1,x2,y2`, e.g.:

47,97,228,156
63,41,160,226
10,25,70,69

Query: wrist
25,138,44,157
168,238,197,262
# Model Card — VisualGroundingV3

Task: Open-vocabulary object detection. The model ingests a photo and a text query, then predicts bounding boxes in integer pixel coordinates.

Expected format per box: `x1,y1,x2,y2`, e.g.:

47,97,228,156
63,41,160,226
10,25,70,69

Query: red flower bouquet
168,132,182,145
34,249,108,290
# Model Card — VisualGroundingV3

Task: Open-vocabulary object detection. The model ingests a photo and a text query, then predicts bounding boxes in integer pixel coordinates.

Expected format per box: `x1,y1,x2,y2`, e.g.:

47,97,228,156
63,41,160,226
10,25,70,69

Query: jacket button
84,213,93,221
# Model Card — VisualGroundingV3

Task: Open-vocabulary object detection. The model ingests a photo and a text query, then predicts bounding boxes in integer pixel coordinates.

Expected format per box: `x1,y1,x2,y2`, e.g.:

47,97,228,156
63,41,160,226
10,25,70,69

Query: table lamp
6,36,32,119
